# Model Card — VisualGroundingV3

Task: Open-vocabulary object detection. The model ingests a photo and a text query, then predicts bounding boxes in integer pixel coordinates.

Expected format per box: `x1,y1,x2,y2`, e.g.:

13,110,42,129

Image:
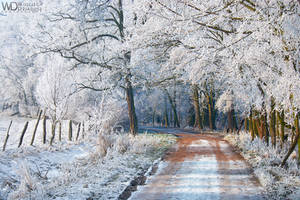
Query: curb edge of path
118,158,162,200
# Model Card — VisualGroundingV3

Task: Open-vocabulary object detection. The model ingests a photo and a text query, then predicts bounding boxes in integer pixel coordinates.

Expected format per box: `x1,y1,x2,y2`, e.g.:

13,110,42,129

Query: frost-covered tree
35,54,77,123
132,0,300,122
29,0,153,135
0,14,36,114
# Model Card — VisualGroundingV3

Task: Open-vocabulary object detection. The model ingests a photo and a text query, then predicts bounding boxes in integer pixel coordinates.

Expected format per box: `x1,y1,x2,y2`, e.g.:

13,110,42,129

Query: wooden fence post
58,121,62,142
18,121,29,148
42,114,47,144
3,120,12,151
82,122,85,139
36,108,40,117
68,120,72,141
31,110,43,146
76,122,81,141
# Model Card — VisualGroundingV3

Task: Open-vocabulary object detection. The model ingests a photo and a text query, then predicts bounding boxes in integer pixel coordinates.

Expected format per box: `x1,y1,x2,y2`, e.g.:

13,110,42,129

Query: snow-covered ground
0,118,176,199
0,117,76,150
225,132,300,200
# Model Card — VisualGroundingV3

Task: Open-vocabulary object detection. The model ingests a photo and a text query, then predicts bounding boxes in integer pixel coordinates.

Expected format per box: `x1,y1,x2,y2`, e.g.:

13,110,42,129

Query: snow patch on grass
0,133,176,200
224,132,300,200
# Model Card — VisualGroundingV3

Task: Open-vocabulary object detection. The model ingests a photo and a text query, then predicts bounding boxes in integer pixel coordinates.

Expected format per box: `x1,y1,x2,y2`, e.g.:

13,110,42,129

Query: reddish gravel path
129,130,265,200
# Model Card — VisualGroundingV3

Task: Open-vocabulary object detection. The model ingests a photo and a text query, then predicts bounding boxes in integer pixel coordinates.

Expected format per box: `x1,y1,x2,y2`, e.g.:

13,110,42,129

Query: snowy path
130,130,265,200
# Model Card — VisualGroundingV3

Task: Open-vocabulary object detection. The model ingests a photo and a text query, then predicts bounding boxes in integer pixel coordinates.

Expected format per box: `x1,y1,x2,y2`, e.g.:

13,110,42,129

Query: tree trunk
192,85,201,130
172,106,180,128
249,112,255,141
263,112,269,145
3,120,12,151
279,110,285,148
281,113,299,167
173,85,179,128
206,94,213,130
255,118,262,139
169,108,173,127
206,91,215,130
245,118,248,131
270,99,276,147
237,118,245,135
164,111,169,127
166,90,180,128
255,118,261,139
233,111,238,131
50,121,57,146
201,109,205,129
210,90,216,129
152,109,156,127
125,77,138,135
298,122,300,165
18,121,29,148
276,111,280,138
31,109,43,146
227,109,234,133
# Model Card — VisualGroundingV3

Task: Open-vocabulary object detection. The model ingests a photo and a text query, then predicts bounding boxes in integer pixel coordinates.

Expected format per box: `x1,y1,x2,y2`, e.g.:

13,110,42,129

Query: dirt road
129,130,265,200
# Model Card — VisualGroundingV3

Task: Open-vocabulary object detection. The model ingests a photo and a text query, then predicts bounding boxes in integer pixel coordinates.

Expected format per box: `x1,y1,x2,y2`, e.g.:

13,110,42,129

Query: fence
0,110,86,152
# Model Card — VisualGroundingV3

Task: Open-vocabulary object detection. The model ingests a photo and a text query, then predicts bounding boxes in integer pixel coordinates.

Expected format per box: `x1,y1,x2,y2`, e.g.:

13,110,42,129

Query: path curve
129,129,265,200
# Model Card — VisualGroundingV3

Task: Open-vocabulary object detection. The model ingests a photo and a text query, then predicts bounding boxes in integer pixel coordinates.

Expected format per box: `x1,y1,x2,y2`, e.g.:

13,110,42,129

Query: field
0,117,176,200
